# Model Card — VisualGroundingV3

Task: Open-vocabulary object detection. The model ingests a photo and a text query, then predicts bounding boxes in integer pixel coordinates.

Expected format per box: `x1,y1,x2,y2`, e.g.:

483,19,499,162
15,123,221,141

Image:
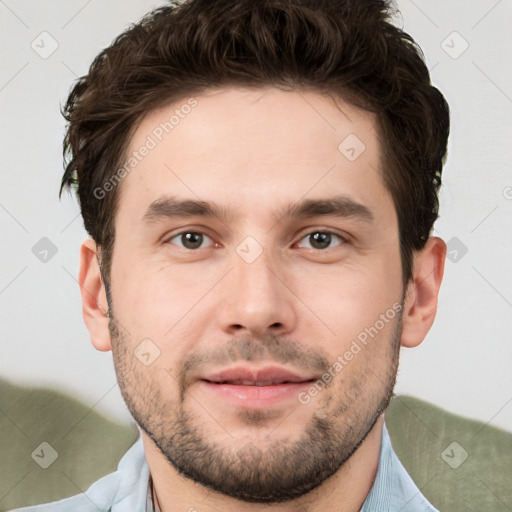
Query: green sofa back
1,379,510,511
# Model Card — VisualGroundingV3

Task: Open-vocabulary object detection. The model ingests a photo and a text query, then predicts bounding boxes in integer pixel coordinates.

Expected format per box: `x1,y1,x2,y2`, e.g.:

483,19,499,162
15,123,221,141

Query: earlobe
79,238,112,352
400,236,447,348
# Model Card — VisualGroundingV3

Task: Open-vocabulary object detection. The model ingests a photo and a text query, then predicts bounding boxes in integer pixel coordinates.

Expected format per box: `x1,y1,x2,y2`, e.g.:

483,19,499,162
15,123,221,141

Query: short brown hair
60,0,450,293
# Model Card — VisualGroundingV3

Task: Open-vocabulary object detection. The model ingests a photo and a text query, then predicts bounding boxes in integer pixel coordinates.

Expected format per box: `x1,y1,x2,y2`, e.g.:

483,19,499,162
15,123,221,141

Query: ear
79,238,112,352
401,236,446,348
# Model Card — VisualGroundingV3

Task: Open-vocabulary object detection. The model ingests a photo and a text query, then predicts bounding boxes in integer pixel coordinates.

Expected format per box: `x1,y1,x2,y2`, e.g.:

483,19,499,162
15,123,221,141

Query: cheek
111,261,221,353
113,262,174,318
294,261,401,347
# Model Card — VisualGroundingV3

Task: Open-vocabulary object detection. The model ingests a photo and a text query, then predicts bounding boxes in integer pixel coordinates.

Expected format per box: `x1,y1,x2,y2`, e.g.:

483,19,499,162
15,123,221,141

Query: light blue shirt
10,422,437,512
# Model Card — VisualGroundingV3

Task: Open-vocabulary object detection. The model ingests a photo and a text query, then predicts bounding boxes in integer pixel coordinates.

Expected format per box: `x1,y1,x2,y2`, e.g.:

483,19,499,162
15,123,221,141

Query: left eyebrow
141,194,374,225
275,195,374,224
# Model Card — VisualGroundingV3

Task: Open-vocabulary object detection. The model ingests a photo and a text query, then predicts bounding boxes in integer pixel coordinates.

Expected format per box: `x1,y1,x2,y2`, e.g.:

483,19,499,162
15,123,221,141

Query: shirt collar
139,421,437,512
362,422,438,511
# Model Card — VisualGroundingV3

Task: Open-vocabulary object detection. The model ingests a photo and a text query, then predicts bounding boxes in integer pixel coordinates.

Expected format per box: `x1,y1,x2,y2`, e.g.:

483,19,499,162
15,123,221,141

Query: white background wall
1,0,511,433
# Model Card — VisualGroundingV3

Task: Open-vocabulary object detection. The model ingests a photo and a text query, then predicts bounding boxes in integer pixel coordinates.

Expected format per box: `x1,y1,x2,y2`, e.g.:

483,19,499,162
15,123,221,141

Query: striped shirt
11,422,437,512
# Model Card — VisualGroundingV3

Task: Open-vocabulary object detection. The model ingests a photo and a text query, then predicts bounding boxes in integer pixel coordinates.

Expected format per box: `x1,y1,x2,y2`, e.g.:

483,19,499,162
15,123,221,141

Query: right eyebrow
142,196,236,224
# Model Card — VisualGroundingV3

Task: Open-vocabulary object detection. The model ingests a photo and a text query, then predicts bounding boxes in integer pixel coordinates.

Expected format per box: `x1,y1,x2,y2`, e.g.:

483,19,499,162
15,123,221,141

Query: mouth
197,365,317,407
201,365,316,384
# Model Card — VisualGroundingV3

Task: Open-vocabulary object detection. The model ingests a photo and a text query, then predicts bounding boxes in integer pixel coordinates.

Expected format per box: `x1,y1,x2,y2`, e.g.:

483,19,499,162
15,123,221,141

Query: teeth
217,380,289,386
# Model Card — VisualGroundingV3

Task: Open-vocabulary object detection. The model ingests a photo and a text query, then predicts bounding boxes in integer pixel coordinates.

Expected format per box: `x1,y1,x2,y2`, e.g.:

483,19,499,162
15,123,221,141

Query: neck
142,414,384,512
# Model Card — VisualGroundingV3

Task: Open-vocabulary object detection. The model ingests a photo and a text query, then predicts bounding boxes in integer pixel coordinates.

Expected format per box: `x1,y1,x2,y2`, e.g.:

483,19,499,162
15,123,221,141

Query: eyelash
165,229,348,251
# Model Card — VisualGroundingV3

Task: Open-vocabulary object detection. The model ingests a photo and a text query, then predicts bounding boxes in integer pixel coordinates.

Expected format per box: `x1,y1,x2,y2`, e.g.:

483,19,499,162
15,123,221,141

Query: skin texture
79,87,446,512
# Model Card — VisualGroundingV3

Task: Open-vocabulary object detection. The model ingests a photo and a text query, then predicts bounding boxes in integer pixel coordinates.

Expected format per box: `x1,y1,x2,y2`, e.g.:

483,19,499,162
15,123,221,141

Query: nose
217,246,297,339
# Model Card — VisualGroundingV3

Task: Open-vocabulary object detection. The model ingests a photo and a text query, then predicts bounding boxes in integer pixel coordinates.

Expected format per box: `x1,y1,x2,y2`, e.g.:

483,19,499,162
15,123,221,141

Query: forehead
115,86,389,226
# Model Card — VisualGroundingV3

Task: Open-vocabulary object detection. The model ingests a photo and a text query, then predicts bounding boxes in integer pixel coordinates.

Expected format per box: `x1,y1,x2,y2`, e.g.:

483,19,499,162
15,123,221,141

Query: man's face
107,87,404,502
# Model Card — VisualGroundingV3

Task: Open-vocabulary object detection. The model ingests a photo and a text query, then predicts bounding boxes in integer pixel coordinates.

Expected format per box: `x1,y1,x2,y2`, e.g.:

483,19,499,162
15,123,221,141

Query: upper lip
201,365,317,385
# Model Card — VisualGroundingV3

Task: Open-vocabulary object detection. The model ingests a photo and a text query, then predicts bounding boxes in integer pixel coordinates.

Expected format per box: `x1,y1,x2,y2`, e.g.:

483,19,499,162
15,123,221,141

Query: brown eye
297,231,345,250
168,231,212,250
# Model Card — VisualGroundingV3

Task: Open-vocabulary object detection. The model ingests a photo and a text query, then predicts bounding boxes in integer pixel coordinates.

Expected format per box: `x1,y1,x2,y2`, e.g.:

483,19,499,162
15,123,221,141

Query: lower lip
199,380,313,408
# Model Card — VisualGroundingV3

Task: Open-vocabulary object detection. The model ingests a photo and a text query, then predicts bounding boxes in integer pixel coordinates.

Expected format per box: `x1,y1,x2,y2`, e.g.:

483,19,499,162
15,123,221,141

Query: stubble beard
109,309,402,503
